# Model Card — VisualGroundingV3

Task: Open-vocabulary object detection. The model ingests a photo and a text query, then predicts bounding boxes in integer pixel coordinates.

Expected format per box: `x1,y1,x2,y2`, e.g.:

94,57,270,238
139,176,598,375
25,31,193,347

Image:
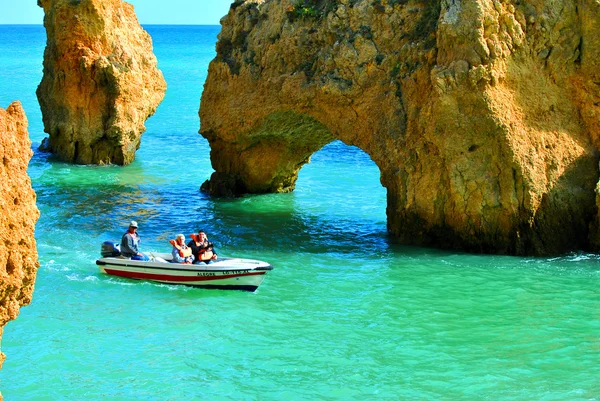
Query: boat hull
96,255,272,291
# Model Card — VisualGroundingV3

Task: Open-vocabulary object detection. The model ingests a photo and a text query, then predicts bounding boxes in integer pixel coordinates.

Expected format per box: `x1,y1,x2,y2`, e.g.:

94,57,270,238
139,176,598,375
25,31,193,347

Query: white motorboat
96,241,273,292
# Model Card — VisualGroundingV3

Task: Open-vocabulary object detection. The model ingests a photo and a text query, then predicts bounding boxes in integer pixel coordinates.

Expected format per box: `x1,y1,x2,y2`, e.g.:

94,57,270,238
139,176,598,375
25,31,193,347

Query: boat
95,241,273,292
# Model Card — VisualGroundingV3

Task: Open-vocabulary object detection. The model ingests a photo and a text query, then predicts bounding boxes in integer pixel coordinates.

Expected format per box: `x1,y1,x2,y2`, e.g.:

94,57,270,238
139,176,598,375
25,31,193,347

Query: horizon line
0,23,222,26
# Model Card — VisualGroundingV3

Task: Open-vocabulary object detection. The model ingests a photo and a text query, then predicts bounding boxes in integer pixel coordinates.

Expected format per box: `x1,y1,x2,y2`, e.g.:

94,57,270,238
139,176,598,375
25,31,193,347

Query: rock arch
200,0,600,255
202,111,336,195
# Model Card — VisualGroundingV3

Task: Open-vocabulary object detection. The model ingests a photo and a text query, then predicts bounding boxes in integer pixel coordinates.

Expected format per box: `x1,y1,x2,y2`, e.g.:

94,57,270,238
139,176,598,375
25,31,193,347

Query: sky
0,0,233,25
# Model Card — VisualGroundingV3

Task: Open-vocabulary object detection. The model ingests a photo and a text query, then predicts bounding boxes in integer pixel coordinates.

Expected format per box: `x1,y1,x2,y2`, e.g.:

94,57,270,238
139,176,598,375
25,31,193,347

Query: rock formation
200,0,600,255
0,102,40,369
37,0,166,165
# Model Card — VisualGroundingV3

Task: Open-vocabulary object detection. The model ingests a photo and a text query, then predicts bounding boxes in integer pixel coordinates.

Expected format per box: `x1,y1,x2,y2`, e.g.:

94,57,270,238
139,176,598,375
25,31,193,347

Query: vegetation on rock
202,0,600,255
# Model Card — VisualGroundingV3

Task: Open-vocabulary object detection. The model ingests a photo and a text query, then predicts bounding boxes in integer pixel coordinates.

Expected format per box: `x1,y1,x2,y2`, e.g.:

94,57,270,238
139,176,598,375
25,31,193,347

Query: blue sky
0,0,233,25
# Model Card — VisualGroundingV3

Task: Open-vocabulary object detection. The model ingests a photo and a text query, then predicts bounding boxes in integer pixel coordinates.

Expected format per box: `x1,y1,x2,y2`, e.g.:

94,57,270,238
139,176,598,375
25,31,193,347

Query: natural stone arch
200,0,600,255
202,111,335,195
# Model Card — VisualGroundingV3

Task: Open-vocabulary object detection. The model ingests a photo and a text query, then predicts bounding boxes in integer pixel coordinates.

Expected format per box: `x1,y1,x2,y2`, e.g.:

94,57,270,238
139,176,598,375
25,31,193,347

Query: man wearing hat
121,220,149,261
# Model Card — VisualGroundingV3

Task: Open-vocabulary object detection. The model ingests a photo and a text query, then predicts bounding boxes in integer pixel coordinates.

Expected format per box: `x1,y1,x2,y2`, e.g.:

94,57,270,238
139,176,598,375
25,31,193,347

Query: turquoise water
1,25,599,400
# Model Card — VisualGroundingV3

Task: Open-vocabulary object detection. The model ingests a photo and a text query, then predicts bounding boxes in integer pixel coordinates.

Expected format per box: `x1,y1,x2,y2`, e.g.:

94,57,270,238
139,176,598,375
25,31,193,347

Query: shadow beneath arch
191,195,390,256
190,141,391,256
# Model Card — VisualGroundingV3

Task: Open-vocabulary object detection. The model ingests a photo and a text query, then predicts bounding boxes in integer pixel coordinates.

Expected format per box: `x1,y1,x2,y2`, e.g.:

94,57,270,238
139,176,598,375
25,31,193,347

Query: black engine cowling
101,241,121,257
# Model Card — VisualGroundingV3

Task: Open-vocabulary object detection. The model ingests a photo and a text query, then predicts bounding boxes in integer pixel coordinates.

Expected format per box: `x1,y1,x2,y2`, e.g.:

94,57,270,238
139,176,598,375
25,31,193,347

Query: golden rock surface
200,0,600,255
0,102,40,369
37,0,166,165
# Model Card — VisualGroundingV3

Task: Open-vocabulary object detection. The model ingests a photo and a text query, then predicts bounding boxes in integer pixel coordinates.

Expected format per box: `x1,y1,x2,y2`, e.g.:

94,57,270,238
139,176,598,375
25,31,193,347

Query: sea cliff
200,0,600,255
37,0,166,165
0,102,40,370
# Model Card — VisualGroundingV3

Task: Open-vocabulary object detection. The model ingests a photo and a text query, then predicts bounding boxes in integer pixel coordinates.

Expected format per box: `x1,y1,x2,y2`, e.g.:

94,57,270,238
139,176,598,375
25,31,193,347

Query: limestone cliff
0,102,40,369
200,0,600,255
37,0,166,165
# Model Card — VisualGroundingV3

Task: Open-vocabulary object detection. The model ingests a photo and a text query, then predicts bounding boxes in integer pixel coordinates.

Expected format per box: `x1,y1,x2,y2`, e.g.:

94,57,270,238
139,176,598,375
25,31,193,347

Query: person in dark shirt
188,231,218,264
120,221,149,261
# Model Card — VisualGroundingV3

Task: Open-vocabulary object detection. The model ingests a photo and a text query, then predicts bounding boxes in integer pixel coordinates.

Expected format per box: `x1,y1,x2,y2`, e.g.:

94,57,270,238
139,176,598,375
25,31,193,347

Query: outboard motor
101,241,121,257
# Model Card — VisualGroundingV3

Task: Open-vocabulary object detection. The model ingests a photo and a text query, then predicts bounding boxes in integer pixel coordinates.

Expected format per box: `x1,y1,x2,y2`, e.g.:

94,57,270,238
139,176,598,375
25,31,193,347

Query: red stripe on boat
104,269,265,282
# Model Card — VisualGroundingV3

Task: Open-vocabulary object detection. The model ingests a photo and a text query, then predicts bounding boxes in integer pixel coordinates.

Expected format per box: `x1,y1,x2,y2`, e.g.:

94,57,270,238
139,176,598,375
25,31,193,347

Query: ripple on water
2,25,600,401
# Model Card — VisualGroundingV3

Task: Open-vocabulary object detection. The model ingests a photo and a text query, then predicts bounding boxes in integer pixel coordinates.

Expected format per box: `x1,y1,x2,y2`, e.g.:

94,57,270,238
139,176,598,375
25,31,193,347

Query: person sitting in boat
120,221,149,261
170,234,194,264
188,231,218,264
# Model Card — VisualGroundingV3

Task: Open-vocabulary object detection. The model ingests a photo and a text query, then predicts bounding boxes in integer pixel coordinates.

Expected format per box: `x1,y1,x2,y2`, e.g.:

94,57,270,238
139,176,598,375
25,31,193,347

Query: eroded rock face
37,0,166,165
200,0,600,255
0,102,40,369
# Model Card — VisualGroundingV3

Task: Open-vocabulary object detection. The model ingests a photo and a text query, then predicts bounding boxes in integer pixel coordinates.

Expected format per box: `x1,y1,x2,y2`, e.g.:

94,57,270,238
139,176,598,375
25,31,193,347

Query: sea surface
0,25,599,400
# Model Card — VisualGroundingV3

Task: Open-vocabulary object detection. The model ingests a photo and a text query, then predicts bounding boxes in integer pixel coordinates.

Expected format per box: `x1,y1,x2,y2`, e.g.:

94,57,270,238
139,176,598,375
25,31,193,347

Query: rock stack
0,102,40,369
37,0,166,165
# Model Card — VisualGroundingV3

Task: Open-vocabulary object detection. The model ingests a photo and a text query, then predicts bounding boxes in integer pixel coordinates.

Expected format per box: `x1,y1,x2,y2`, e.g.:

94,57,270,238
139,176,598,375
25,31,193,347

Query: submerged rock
0,102,40,369
37,0,166,165
200,0,600,255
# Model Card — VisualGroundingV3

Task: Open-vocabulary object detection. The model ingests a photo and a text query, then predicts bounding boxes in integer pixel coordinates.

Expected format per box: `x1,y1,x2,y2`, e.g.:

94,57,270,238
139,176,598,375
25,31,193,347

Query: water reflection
189,193,389,256
31,140,391,260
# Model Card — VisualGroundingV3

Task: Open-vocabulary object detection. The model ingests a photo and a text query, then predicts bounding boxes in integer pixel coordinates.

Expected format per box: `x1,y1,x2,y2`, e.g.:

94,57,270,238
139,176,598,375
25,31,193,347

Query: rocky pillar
37,0,166,165
0,102,40,370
